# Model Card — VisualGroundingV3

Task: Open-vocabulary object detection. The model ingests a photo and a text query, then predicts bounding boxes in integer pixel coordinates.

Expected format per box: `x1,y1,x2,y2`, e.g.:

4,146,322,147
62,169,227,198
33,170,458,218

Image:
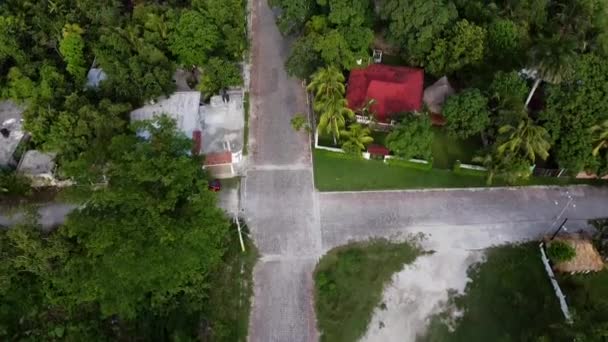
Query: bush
546,241,576,263
0,170,31,197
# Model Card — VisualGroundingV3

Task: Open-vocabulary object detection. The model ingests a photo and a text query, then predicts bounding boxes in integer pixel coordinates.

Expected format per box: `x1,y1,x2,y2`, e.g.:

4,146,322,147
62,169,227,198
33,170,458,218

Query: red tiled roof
367,144,390,156
346,64,424,122
204,151,232,166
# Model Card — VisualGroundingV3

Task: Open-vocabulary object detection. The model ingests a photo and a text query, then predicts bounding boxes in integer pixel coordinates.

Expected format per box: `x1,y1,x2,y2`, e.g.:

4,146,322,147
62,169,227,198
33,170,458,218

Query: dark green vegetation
272,0,608,183
314,240,421,342
431,128,480,169
558,270,608,339
421,244,564,342
422,244,608,342
0,0,246,180
546,240,577,263
0,120,255,339
313,149,588,191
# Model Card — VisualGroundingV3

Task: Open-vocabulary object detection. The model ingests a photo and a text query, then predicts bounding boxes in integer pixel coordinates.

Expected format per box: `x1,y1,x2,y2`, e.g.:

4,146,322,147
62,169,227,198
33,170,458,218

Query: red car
208,179,221,192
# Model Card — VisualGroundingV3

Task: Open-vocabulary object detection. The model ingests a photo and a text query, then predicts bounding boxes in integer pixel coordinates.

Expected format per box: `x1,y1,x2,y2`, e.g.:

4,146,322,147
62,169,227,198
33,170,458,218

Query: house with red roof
346,64,424,122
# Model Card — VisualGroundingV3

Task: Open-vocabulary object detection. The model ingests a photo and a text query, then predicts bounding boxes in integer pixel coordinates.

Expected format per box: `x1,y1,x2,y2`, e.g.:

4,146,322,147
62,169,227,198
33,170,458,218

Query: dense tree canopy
0,118,235,339
386,114,434,160
442,89,490,139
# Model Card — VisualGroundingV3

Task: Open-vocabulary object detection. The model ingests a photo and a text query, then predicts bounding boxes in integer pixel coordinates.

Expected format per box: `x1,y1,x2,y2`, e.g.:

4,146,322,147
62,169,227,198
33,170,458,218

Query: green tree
340,124,373,155
381,0,458,64
285,33,323,79
386,114,434,160
525,35,577,107
269,0,316,35
59,24,87,83
0,16,26,66
169,10,220,67
473,152,533,185
489,71,529,109
196,0,248,59
319,0,373,27
307,66,345,100
539,53,608,172
498,116,551,163
442,89,490,139
315,96,354,145
591,119,608,157
95,29,176,102
427,19,486,75
55,117,230,319
198,57,243,97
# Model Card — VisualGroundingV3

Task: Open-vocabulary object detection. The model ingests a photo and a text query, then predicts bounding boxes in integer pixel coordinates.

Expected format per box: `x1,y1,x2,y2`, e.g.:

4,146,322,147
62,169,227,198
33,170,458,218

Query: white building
0,100,26,169
130,91,245,178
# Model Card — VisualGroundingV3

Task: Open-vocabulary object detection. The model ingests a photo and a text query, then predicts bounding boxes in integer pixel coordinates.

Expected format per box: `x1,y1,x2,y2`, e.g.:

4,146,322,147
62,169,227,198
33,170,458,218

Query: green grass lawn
558,269,608,334
313,149,586,191
431,127,483,169
314,240,422,342
421,244,565,342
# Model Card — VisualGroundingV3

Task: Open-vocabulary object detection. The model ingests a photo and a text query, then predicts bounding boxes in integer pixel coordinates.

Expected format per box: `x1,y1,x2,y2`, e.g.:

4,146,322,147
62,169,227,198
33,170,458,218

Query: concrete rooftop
200,90,244,155
17,150,56,176
0,100,26,168
130,91,202,139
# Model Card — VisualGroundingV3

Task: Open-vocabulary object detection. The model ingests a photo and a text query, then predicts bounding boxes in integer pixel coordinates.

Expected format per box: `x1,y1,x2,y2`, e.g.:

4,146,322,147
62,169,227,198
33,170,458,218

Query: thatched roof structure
547,234,605,273
423,76,455,114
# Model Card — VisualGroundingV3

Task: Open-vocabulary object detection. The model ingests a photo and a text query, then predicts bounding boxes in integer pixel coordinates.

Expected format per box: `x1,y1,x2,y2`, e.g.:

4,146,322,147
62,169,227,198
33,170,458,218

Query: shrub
546,241,576,263
0,170,31,197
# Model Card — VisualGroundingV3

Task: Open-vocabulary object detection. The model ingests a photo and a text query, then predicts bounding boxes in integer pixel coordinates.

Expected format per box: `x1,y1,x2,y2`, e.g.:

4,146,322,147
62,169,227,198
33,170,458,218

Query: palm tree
473,153,499,186
340,124,373,154
591,119,608,156
497,116,551,163
358,98,377,124
307,66,345,100
316,96,354,145
525,35,576,108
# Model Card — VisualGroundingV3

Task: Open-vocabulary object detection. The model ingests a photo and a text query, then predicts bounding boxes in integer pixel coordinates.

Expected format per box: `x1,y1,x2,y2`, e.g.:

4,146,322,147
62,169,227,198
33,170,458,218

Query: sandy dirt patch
361,247,484,342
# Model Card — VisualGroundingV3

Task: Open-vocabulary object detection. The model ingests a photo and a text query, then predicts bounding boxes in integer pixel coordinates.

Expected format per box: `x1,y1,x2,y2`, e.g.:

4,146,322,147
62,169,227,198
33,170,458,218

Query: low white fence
539,242,573,323
459,163,487,171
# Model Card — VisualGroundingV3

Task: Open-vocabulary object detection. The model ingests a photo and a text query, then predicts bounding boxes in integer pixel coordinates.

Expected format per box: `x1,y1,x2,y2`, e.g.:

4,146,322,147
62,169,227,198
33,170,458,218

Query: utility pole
235,215,246,252
550,218,569,241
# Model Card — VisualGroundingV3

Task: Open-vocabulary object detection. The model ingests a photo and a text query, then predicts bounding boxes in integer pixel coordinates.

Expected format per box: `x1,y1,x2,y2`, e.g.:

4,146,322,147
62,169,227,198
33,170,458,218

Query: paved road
319,187,608,251
245,0,320,341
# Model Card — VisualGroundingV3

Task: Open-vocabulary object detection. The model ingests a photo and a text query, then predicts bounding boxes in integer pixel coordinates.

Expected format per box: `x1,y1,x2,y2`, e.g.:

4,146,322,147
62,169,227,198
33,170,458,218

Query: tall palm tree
307,66,345,100
498,116,551,163
340,124,373,154
316,96,354,145
591,119,608,156
525,35,576,108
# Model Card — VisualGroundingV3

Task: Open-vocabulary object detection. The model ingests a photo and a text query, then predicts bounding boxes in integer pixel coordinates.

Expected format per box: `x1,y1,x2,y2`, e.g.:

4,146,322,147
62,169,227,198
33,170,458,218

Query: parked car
208,179,221,192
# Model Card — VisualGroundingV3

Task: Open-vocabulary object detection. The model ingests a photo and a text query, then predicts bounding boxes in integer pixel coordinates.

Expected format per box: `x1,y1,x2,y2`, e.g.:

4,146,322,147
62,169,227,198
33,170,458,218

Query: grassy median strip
421,244,563,342
314,240,422,342
313,149,592,191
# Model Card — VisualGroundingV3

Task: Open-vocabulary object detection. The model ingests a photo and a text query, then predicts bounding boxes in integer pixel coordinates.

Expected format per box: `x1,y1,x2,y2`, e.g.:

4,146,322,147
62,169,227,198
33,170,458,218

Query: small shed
548,235,605,273
367,144,390,157
17,150,57,187
423,76,454,127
